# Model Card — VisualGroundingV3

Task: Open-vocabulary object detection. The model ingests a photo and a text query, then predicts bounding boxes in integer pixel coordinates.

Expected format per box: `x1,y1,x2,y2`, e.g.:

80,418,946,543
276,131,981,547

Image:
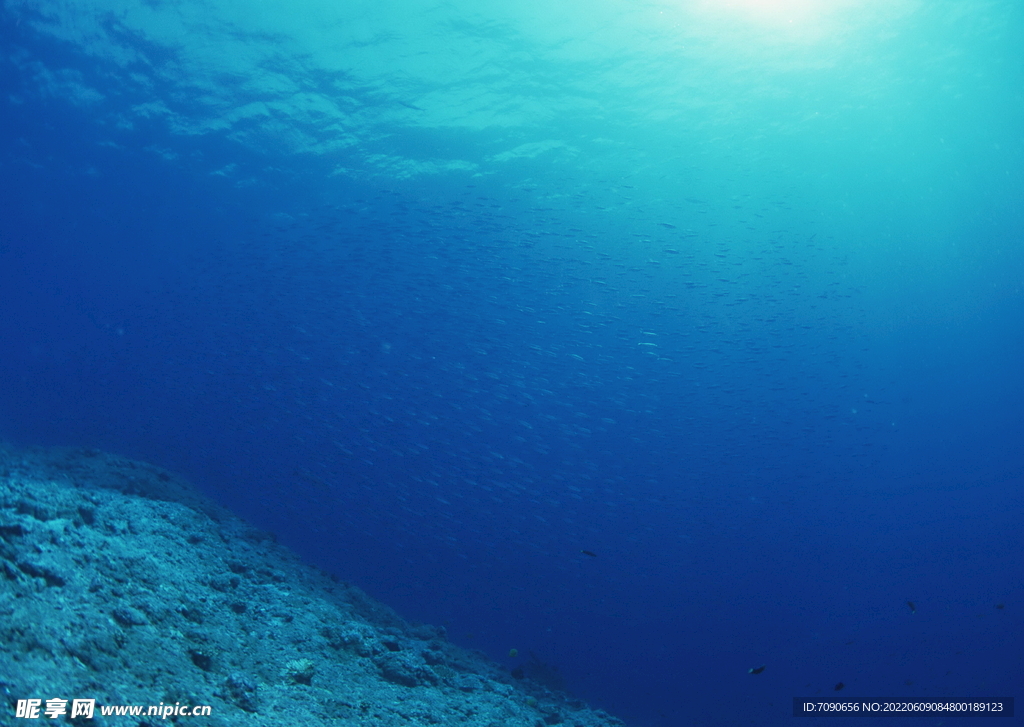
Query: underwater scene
0,0,1021,725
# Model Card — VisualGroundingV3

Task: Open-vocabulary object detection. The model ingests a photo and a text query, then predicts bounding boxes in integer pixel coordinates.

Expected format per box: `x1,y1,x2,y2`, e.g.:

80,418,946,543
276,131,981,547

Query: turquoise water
1,1,1021,724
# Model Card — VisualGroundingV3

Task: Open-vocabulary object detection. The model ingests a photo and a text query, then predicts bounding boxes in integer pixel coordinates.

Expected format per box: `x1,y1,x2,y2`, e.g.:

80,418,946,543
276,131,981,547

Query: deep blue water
1,0,1022,724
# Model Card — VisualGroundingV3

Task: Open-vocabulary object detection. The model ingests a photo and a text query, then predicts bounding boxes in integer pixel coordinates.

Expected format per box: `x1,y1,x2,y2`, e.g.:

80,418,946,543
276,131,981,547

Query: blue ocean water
1,0,1021,724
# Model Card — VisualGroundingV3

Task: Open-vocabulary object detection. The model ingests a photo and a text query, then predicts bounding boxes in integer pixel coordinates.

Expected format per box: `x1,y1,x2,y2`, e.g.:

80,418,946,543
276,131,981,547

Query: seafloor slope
0,445,624,727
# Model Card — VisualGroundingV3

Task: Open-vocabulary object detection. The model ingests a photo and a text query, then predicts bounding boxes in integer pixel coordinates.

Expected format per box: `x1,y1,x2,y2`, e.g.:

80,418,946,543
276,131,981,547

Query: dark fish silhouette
907,601,916,613
581,550,597,557
834,682,845,691
748,665,766,674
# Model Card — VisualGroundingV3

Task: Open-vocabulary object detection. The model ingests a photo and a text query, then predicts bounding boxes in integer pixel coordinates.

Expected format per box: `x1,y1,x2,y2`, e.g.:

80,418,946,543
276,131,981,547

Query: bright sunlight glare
714,0,820,24
685,0,868,45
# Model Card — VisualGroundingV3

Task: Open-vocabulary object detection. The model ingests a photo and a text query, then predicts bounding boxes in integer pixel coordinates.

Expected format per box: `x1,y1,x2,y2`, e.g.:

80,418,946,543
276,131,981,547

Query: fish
580,550,597,557
907,601,916,613
834,682,845,691
748,665,766,675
